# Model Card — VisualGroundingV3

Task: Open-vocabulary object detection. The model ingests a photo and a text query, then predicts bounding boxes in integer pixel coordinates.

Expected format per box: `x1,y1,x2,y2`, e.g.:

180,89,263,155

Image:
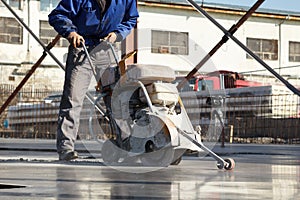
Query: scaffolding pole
177,0,265,90
184,0,300,96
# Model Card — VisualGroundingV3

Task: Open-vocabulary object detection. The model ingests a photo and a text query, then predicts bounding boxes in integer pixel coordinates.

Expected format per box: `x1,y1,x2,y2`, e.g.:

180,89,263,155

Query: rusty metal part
184,0,300,96
0,0,65,69
121,25,138,65
176,0,265,90
119,51,137,75
0,35,61,115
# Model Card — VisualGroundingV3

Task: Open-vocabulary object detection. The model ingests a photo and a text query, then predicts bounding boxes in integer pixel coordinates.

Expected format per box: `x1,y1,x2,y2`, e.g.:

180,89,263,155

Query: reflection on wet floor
271,165,299,199
0,155,298,199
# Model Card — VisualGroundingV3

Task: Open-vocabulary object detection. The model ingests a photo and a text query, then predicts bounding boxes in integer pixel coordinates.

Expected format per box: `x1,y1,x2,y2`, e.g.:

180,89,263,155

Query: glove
67,32,85,48
104,32,117,43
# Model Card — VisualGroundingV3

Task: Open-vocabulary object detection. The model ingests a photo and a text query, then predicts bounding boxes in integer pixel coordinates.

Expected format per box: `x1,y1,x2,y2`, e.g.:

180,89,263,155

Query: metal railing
180,90,300,144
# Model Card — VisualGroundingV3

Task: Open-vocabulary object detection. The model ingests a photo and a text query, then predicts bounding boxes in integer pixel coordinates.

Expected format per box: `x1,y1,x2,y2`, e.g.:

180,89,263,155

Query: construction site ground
0,138,299,199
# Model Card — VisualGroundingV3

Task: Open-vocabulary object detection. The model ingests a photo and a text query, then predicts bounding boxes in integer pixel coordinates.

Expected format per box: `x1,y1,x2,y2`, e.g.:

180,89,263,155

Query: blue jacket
48,0,139,46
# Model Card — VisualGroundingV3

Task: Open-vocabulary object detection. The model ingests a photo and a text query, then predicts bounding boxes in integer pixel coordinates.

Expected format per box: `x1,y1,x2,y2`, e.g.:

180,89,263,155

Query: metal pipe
26,0,30,52
82,42,98,78
185,0,300,96
137,81,154,112
277,16,290,75
0,35,61,115
0,0,65,70
177,0,265,90
178,128,229,169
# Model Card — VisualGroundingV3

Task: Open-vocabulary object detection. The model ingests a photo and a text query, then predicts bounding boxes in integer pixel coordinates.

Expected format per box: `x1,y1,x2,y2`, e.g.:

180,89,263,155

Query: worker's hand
67,32,84,48
104,32,117,43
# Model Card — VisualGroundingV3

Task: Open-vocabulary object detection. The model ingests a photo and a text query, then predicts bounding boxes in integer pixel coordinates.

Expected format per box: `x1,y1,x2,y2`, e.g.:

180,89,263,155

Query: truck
175,70,266,92
175,70,299,118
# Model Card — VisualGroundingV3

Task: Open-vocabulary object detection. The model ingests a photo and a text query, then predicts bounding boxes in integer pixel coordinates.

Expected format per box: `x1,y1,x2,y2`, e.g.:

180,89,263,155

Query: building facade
0,0,300,89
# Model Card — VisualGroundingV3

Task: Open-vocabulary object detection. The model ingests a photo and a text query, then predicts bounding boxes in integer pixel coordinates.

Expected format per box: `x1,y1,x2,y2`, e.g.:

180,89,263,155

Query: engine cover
139,82,179,106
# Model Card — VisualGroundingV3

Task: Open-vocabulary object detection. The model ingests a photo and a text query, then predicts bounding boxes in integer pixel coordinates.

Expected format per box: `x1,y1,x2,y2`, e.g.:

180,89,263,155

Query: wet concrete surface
0,139,299,199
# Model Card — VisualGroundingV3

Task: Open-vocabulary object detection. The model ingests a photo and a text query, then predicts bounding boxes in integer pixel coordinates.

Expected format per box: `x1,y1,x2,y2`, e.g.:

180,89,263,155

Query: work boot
59,150,79,161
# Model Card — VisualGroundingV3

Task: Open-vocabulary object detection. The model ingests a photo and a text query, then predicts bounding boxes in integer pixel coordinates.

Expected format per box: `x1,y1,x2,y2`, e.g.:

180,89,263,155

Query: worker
48,0,139,161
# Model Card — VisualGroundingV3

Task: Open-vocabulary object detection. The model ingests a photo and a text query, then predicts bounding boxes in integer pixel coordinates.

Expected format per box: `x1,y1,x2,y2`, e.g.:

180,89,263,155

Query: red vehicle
176,70,265,92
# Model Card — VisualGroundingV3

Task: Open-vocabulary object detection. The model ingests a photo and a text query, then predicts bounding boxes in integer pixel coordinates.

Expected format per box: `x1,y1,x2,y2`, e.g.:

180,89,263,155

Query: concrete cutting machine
83,41,235,169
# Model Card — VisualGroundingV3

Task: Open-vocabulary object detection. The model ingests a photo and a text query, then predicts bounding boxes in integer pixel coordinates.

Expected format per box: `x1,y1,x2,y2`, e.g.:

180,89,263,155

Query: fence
180,90,300,144
0,85,299,144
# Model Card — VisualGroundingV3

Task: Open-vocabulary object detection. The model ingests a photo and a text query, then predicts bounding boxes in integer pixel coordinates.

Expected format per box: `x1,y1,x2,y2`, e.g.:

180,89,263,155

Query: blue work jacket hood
48,0,139,46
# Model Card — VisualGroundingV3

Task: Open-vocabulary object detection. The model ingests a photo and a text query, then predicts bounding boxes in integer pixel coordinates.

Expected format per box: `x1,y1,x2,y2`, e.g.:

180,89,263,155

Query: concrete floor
0,139,299,199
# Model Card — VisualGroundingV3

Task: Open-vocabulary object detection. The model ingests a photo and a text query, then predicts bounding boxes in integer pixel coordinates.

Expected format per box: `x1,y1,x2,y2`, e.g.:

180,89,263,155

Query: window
0,17,23,44
198,79,214,91
246,38,278,60
0,0,21,9
289,41,300,62
151,30,188,55
40,0,60,12
39,21,68,47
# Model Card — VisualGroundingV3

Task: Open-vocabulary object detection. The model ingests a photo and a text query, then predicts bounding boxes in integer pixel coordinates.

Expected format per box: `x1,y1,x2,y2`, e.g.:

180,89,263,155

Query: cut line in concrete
0,183,26,189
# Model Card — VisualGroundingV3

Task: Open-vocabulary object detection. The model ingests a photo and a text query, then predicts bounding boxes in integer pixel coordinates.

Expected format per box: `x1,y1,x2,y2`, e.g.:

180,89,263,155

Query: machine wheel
102,139,121,164
140,147,174,167
224,158,235,170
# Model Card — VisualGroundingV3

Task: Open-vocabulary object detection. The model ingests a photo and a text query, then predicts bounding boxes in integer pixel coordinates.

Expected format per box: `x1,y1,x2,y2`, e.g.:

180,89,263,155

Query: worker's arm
114,0,139,42
48,0,81,38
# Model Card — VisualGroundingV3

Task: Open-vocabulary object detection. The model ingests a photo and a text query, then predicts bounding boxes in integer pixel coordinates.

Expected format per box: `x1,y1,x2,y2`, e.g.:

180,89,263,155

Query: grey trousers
57,43,116,153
